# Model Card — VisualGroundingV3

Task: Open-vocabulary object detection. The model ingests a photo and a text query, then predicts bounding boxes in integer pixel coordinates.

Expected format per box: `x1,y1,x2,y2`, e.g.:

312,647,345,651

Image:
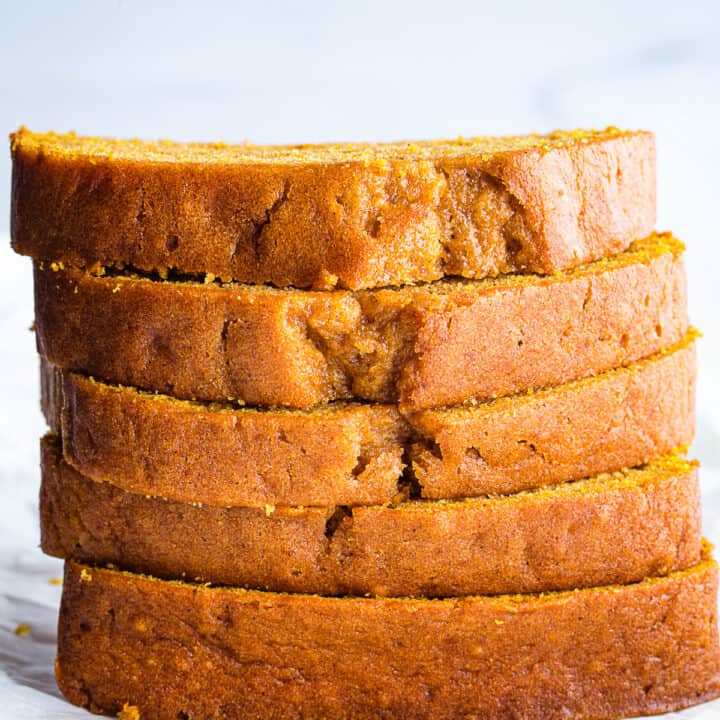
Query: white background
0,0,719,716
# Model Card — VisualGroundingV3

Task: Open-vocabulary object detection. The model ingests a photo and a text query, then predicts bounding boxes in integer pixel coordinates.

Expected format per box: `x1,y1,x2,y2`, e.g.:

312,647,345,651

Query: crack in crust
247,181,290,262
324,506,353,539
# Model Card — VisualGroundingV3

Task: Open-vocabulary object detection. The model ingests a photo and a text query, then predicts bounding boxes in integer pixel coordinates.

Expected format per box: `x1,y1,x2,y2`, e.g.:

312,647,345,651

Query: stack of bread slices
10,127,720,719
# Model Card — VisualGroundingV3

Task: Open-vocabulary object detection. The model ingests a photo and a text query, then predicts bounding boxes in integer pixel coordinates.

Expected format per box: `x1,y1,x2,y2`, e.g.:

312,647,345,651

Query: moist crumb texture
12,127,656,289
34,233,687,411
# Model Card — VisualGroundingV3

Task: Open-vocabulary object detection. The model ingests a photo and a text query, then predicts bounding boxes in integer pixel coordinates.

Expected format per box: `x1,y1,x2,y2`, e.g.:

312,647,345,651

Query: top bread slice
11,127,655,289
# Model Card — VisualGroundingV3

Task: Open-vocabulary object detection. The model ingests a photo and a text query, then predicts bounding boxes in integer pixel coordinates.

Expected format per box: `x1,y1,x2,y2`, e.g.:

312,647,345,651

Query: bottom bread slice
41,435,701,597
57,553,720,720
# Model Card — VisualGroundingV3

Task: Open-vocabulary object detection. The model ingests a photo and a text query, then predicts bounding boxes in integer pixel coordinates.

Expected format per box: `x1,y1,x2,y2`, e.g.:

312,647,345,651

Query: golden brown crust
11,127,655,290
55,555,720,720
41,436,702,597
34,234,688,411
40,335,696,506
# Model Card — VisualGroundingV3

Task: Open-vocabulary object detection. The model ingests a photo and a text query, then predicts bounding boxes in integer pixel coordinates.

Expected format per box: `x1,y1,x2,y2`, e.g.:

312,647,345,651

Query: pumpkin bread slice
34,232,687,411
41,333,696,506
41,436,701,598
12,127,654,290
55,551,720,720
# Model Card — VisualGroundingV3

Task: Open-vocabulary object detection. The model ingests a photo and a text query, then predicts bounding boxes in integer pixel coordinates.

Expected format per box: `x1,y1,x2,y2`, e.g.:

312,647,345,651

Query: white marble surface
0,0,719,716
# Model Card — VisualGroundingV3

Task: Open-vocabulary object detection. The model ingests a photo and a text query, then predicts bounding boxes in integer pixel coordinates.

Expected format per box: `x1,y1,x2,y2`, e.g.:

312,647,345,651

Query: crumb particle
80,568,93,582
14,623,30,637
117,703,141,720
